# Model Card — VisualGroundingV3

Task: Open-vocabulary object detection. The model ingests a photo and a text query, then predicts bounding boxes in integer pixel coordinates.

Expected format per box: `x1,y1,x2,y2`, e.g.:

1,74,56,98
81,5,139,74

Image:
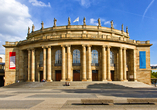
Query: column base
46,80,53,82
123,80,128,82
66,79,72,81
108,79,112,81
87,78,92,81
60,79,66,82
134,80,137,82
102,79,108,82
82,79,87,81
31,80,35,82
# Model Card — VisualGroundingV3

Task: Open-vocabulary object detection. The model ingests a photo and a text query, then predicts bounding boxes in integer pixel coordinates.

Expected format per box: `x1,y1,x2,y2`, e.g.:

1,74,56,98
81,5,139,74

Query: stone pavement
0,83,157,110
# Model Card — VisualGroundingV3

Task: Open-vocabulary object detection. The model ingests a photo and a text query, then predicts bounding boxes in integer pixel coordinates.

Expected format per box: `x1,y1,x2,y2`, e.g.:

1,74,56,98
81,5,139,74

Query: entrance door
92,70,98,81
40,71,43,82
73,70,80,81
55,70,62,81
0,76,4,87
111,71,114,81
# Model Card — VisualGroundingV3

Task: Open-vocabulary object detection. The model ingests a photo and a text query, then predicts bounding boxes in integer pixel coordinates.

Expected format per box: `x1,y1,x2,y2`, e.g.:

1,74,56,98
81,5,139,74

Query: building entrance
0,76,4,87
92,70,98,81
55,70,61,81
73,70,80,81
40,71,43,82
111,71,114,81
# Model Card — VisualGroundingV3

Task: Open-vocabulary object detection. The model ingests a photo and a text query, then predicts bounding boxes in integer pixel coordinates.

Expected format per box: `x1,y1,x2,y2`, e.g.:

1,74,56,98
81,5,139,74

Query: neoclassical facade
3,18,152,86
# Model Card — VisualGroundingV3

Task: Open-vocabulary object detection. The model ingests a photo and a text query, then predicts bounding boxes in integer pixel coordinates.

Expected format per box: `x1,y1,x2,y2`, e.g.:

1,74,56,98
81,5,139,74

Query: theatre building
3,18,152,86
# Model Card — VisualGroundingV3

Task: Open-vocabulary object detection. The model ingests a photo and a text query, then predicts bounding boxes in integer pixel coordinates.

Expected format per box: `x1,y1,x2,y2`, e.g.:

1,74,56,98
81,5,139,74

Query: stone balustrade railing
5,41,18,46
5,35,150,46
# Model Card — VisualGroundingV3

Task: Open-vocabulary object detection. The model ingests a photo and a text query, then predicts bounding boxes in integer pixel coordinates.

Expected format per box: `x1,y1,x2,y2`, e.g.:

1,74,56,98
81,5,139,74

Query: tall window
39,51,43,67
55,50,62,64
92,50,98,63
73,49,80,63
110,51,114,66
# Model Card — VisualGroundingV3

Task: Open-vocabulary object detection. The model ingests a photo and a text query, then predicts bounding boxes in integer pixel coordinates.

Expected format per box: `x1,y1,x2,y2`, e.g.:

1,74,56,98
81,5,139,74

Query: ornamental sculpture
98,18,101,26
32,24,35,32
41,21,44,29
28,27,30,34
54,18,57,27
83,17,86,25
68,17,71,25
111,20,114,29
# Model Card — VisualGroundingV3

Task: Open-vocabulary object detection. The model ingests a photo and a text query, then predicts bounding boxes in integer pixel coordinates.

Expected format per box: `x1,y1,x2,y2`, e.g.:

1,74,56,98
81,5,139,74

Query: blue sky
0,0,157,64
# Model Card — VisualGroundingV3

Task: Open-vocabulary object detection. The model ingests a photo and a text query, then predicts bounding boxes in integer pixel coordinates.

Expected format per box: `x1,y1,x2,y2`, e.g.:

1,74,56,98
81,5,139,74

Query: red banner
9,52,16,69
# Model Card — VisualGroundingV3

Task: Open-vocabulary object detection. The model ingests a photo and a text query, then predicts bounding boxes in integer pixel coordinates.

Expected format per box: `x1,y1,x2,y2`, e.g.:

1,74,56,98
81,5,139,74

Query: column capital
102,45,107,48
48,46,51,48
66,45,71,47
119,47,122,49
42,46,47,49
82,44,87,47
123,47,127,50
61,45,66,47
27,48,31,51
107,45,111,48
87,45,92,47
30,48,35,50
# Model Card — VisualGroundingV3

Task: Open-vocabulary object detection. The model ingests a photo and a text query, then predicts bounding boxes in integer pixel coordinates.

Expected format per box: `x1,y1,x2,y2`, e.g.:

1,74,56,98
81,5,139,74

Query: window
55,50,62,64
39,51,43,67
73,49,80,63
110,51,114,66
92,50,98,63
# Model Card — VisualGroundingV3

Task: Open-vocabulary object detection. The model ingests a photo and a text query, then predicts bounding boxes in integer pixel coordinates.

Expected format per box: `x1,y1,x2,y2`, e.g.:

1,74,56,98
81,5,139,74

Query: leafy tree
151,71,157,78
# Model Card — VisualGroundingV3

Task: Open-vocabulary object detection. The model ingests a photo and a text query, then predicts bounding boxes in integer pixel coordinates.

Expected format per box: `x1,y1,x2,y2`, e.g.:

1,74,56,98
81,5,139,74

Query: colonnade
27,45,137,82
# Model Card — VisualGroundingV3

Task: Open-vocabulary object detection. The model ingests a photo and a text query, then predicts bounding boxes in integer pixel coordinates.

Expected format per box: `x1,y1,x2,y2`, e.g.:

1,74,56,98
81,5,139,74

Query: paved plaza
0,82,157,110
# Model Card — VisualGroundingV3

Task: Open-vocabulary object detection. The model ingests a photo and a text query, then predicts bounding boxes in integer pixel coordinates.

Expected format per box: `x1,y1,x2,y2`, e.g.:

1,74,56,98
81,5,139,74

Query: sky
0,0,157,64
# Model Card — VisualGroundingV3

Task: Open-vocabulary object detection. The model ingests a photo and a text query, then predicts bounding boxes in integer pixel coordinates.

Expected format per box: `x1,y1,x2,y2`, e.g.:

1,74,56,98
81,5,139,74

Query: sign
9,52,16,69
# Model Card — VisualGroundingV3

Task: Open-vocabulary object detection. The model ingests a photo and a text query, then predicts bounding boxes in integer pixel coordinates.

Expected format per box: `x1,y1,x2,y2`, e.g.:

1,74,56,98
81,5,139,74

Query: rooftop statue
28,27,30,34
41,21,44,29
111,20,114,29
68,17,71,25
98,18,101,26
54,18,57,27
32,24,35,32
126,26,128,33
83,17,86,25
121,24,124,31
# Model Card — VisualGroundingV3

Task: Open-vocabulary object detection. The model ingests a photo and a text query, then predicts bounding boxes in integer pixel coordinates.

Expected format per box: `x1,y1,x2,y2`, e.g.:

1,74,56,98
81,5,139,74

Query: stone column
119,47,123,81
102,45,107,81
87,45,92,81
107,46,111,81
123,48,128,81
27,49,31,81
133,49,137,81
42,46,46,80
61,45,66,81
67,45,71,81
31,48,35,82
47,46,52,82
82,45,87,81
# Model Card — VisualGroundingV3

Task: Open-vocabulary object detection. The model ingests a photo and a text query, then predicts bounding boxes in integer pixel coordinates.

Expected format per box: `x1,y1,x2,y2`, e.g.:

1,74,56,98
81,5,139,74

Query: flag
73,17,79,23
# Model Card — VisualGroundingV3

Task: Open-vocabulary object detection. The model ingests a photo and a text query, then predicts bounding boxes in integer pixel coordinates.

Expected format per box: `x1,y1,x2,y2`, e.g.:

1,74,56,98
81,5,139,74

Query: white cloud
90,18,98,25
76,0,92,8
0,0,33,53
104,21,110,25
29,0,51,7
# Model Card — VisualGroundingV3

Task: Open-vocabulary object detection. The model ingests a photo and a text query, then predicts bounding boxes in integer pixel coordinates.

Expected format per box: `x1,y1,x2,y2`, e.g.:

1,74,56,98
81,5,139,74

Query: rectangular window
139,51,146,69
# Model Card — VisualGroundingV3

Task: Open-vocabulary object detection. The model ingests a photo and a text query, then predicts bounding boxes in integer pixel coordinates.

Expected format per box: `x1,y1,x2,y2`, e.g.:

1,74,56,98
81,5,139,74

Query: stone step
3,81,154,89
